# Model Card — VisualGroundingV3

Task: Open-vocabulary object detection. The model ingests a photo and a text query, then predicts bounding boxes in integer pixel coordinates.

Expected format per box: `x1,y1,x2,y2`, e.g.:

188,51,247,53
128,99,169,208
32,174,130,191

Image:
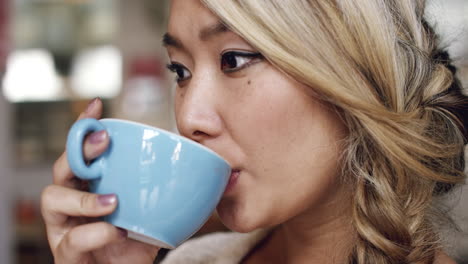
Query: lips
224,169,240,194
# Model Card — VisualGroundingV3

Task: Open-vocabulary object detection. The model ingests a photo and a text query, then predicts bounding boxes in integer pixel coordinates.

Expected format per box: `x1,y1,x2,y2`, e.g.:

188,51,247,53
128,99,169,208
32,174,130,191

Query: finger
53,98,104,186
52,152,75,187
55,222,127,263
77,97,104,120
83,130,110,161
53,152,90,188
41,185,117,227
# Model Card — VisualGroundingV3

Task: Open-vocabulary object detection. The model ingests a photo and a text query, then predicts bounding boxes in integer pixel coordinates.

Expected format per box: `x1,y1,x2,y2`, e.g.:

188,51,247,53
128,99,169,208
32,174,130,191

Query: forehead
168,0,219,32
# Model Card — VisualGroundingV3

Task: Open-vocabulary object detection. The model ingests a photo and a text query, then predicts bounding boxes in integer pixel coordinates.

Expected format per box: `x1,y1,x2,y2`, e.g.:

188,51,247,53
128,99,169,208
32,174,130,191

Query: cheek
220,71,346,230
232,73,335,168
173,90,184,125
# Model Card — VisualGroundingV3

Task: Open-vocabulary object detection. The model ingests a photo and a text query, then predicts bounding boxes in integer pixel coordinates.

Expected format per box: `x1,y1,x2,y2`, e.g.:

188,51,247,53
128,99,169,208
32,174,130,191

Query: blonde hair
201,0,467,263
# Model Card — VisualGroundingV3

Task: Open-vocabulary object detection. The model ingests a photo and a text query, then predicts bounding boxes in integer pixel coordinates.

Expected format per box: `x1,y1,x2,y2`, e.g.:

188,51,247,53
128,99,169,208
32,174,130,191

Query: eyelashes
220,51,263,73
166,62,191,83
166,50,264,84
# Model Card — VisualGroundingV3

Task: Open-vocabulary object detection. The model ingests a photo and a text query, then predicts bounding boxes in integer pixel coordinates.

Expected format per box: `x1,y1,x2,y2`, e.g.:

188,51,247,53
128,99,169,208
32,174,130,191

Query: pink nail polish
85,97,100,113
88,130,107,144
98,194,116,206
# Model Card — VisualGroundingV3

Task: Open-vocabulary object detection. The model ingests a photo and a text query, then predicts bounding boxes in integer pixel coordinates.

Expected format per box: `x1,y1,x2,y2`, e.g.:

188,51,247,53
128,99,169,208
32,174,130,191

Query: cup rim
100,118,231,166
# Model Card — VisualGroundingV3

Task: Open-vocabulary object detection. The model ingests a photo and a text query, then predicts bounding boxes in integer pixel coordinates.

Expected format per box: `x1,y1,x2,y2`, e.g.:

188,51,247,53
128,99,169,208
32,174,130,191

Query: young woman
41,0,467,263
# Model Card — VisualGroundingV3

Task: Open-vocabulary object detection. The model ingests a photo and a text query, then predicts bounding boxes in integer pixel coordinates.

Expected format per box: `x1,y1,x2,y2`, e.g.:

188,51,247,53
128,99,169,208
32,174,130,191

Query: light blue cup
66,118,231,249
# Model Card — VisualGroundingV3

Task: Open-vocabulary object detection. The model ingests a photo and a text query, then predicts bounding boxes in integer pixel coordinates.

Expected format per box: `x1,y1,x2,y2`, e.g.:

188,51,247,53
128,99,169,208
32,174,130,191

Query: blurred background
0,0,466,263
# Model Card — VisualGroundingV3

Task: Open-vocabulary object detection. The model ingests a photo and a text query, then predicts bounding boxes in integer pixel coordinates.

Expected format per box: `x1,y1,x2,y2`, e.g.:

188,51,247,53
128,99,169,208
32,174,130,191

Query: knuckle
79,193,97,214
63,229,82,251
40,185,57,213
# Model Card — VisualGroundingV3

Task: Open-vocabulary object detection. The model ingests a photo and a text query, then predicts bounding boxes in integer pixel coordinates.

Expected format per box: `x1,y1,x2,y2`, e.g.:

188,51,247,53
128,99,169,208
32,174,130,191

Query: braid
343,1,467,263
344,119,438,264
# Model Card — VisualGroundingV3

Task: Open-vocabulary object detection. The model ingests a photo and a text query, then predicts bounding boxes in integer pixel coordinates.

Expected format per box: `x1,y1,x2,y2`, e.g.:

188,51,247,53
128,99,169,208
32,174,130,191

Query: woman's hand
41,98,160,264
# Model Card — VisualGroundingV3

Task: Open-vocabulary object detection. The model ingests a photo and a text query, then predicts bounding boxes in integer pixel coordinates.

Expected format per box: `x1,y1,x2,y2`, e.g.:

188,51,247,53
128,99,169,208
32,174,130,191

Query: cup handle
66,118,106,180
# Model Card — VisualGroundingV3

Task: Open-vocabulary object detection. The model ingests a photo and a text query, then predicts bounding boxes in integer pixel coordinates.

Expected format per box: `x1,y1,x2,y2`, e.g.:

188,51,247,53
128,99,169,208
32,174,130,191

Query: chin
216,197,264,233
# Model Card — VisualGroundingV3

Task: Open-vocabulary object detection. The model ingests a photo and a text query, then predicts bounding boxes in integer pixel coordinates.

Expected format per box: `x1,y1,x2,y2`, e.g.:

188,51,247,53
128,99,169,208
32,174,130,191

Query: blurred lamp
2,49,62,102
70,45,122,99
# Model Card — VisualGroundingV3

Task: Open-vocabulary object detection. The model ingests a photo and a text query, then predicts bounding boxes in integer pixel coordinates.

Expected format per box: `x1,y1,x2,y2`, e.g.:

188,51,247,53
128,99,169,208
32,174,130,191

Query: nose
175,74,223,143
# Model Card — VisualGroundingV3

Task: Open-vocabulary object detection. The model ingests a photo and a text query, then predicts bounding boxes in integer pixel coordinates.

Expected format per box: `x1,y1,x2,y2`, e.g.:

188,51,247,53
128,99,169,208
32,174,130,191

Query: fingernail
89,130,107,144
117,227,128,238
85,97,100,114
98,194,116,206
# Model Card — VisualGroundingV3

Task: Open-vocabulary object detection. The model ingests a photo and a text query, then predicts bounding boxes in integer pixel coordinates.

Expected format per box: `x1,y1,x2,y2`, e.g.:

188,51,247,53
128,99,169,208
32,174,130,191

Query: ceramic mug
66,118,231,249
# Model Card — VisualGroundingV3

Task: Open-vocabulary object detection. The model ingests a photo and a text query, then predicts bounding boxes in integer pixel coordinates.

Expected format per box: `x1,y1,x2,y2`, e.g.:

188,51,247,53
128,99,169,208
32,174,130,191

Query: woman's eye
166,63,191,83
220,51,263,73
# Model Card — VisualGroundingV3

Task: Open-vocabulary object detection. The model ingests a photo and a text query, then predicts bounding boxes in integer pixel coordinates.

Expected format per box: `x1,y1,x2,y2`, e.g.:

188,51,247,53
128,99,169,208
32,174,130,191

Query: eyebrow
162,21,230,49
199,22,229,41
162,33,182,49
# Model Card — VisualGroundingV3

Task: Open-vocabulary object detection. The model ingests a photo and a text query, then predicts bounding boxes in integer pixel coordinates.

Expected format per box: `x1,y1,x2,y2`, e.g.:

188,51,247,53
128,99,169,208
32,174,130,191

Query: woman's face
166,0,348,232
